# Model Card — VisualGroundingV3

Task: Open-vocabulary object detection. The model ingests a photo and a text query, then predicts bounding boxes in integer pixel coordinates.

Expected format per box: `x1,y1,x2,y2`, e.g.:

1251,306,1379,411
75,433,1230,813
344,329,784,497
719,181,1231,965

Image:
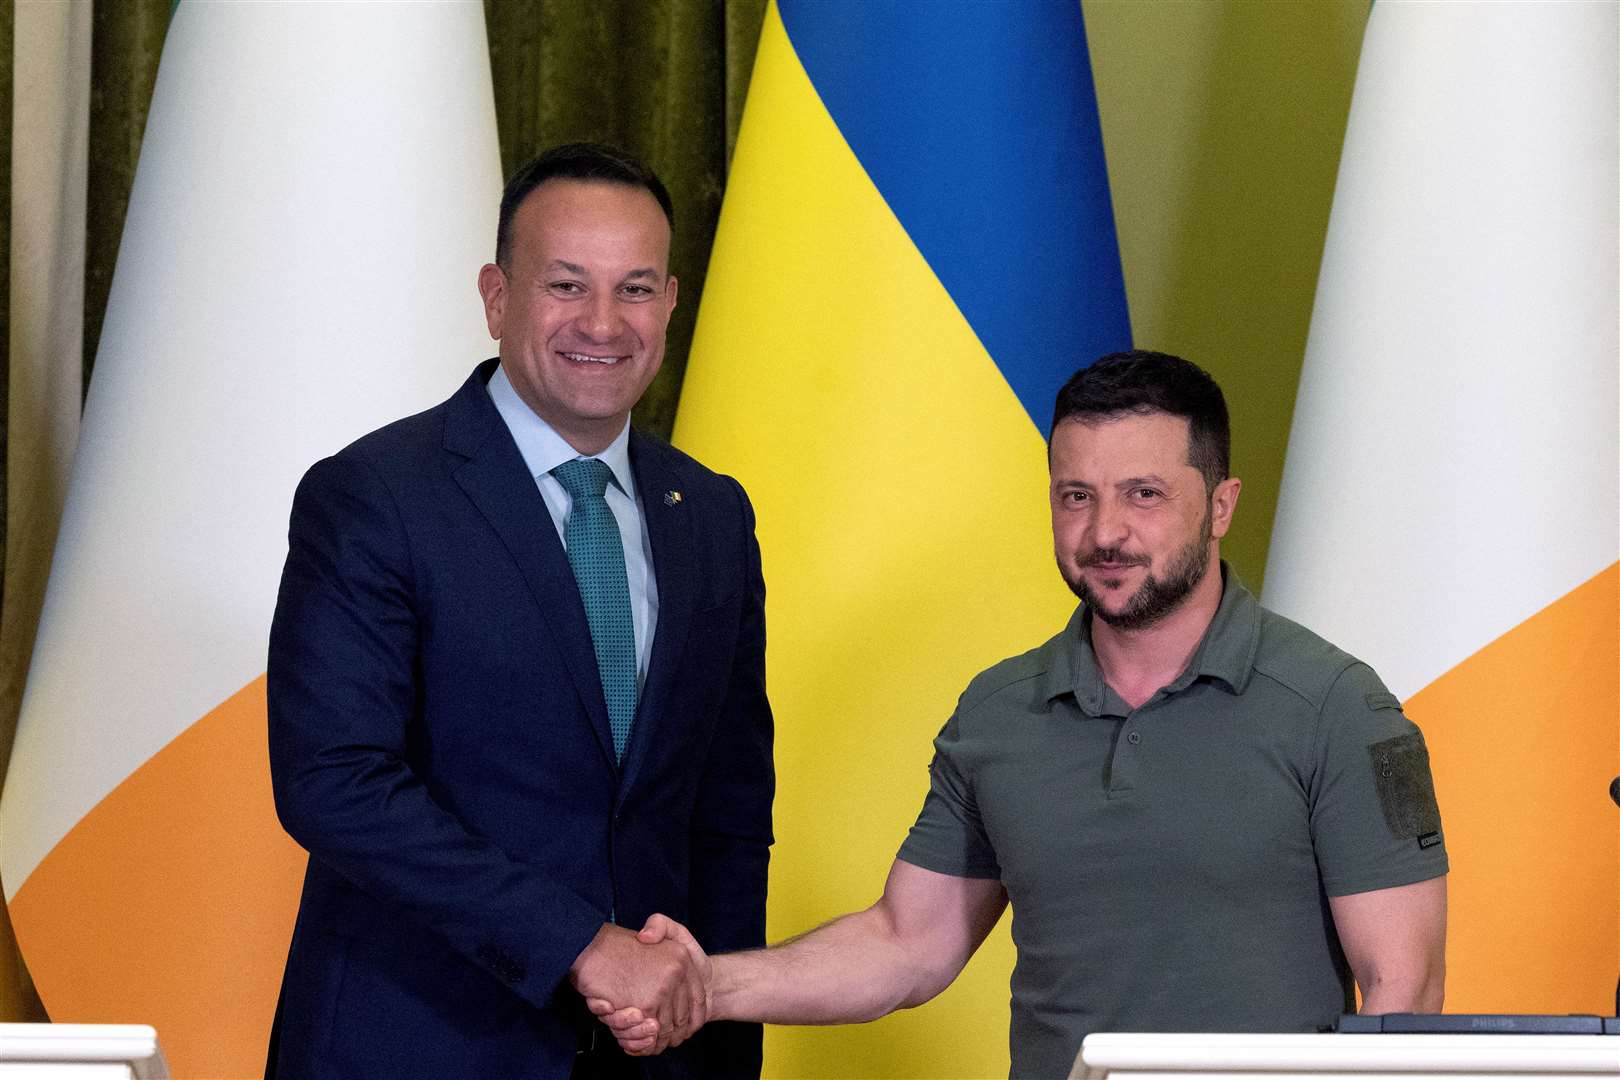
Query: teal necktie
552,458,637,763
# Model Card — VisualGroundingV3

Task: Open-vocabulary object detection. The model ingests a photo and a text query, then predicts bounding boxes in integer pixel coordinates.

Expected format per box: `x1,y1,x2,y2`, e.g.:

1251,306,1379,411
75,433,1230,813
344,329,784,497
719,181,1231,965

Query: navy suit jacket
267,361,774,1078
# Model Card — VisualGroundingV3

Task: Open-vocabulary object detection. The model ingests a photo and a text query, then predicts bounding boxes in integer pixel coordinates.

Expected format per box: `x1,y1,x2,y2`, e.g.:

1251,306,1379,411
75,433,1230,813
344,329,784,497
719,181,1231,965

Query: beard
1066,506,1214,632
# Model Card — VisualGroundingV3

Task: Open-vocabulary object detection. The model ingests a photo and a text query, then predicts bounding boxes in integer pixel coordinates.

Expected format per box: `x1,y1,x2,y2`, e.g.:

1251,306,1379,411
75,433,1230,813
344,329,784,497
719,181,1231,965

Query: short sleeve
1310,662,1449,896
896,711,1002,879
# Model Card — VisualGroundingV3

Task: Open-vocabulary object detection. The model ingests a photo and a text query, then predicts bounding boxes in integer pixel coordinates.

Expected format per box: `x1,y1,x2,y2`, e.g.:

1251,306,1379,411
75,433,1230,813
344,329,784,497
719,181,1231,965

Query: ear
664,274,679,316
476,263,506,341
1209,476,1242,539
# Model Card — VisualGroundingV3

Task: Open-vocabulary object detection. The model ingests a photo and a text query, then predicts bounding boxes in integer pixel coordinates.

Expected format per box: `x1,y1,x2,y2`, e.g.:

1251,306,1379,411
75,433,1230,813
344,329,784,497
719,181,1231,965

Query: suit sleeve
268,452,605,1010
682,476,775,1076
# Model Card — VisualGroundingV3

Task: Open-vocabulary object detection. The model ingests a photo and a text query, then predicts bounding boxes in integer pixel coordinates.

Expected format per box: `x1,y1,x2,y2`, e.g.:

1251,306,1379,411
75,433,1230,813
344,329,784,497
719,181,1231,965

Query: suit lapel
443,363,618,770
617,432,697,796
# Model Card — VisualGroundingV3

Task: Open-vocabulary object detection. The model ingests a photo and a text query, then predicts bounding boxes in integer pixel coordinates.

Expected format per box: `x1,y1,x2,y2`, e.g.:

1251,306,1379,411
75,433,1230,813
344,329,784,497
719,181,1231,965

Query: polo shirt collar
488,362,636,499
1169,563,1261,696
1046,561,1261,715
1043,605,1110,715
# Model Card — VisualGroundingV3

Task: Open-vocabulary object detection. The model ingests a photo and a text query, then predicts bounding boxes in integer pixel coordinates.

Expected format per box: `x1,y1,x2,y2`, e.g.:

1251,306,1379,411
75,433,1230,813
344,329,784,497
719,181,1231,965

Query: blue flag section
779,0,1132,433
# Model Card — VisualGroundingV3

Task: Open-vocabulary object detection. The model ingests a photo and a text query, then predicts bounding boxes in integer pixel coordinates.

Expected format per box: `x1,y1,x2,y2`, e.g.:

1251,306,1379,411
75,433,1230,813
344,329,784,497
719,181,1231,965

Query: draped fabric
1,0,92,1026
0,0,26,1031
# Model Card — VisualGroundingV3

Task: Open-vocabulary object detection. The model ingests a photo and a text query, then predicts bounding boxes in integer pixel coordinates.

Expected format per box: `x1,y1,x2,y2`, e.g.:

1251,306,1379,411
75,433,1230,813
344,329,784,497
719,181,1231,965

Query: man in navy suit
267,143,774,1078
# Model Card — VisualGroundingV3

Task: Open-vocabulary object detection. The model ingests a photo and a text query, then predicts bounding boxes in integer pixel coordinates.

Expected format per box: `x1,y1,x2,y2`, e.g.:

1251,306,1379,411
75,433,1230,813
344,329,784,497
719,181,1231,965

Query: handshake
568,914,715,1056
565,864,978,1056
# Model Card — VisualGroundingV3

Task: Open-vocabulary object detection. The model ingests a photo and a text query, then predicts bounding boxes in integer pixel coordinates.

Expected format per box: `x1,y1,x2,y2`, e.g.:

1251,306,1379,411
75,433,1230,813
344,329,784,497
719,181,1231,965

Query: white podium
1072,1032,1620,1080
0,1025,167,1079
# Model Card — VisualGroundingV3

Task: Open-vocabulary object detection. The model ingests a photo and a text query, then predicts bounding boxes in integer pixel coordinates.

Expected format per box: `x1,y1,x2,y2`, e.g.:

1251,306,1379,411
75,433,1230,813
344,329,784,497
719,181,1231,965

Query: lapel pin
664,490,683,506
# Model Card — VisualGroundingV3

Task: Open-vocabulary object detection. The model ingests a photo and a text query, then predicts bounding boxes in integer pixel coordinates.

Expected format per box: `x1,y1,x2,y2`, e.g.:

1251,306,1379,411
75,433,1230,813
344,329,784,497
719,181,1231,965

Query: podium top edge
0,1022,160,1062
1077,1032,1620,1076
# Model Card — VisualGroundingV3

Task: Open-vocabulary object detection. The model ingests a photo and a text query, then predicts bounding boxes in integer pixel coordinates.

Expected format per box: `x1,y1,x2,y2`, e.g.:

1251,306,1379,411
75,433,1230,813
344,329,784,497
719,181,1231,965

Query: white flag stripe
1264,1,1618,698
1,1,502,898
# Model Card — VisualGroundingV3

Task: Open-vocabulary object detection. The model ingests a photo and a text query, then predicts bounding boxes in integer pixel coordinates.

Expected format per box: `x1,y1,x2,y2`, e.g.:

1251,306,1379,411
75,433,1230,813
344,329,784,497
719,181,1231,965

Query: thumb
637,912,675,944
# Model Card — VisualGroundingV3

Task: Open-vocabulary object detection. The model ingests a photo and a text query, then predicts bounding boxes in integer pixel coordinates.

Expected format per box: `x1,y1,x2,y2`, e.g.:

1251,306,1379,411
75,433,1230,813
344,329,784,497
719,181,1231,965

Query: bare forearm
1359,962,1444,1014
1333,876,1447,1016
709,907,949,1026
592,864,1004,1054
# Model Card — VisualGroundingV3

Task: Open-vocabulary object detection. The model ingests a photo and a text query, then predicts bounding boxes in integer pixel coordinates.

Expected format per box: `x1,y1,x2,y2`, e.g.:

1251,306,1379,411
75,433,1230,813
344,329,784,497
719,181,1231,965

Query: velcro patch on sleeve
1364,690,1402,711
1368,732,1442,840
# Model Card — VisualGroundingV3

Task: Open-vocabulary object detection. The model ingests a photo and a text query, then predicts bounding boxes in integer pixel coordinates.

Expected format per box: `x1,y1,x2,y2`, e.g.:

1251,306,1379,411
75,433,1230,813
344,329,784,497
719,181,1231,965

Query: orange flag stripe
1409,561,1618,1013
9,675,304,1079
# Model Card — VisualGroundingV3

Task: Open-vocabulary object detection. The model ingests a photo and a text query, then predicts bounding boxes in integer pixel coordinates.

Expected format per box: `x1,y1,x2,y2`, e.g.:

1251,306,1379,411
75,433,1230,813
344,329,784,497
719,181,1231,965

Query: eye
619,283,656,301
1058,489,1090,506
1131,487,1163,502
547,280,585,296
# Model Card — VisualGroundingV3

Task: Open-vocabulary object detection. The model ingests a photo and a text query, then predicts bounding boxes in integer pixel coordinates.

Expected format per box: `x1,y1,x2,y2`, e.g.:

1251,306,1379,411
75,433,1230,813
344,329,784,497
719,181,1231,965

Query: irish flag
1265,1,1618,1013
0,4,501,1075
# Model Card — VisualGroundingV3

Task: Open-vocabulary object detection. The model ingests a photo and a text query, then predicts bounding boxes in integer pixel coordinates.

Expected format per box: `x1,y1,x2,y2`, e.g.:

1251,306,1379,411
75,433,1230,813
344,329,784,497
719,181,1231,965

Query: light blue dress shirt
487,364,658,691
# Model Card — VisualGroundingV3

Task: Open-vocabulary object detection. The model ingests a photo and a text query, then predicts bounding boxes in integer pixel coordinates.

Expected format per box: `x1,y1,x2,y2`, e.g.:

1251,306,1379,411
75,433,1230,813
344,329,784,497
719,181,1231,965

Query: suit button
476,944,524,984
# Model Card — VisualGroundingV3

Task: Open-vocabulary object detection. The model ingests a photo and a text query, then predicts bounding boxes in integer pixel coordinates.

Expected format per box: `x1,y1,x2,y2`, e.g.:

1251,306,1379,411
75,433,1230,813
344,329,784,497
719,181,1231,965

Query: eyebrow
1115,474,1169,489
542,260,662,281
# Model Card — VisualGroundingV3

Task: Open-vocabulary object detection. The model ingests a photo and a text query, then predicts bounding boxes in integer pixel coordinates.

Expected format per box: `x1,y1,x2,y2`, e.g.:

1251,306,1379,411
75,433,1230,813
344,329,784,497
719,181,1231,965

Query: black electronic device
1613,775,1620,1016
1337,1014,1619,1035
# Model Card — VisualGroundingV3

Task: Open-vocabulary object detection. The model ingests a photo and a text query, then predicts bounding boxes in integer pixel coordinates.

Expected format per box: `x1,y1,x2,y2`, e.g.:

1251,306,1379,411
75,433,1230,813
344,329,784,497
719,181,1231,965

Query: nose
1090,497,1128,550
576,290,623,341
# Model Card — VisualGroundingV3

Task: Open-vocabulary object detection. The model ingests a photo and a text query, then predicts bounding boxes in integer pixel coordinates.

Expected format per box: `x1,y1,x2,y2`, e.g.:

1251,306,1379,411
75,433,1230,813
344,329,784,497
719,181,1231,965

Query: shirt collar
1045,561,1261,715
1040,605,1098,712
488,363,636,499
1170,563,1261,696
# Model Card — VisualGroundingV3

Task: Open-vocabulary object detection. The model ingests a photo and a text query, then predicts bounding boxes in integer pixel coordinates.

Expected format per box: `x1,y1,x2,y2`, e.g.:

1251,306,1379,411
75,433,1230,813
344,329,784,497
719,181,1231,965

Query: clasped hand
575,915,710,1055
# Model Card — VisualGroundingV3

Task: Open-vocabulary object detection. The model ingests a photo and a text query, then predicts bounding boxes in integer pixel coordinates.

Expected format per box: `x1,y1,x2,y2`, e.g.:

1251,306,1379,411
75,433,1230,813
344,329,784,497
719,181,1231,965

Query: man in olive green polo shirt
594,351,1448,1077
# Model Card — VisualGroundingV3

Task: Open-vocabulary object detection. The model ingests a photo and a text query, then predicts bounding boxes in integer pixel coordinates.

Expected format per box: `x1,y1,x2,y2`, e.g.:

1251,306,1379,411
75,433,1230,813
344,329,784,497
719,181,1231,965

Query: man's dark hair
1051,350,1231,492
494,142,675,269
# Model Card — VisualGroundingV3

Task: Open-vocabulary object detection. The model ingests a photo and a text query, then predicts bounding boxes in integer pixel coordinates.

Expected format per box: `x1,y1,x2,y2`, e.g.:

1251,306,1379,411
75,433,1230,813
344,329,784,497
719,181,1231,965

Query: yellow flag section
1265,3,1618,1013
676,3,1129,1075
0,4,501,1075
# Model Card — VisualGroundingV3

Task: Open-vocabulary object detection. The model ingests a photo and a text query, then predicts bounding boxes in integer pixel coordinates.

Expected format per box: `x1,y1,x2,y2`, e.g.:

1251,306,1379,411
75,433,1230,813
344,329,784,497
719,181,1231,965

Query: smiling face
1049,411,1240,631
476,179,677,454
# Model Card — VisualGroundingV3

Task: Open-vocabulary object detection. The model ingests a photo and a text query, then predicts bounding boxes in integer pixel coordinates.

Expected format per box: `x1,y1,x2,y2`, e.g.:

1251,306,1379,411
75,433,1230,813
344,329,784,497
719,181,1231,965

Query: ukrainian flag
674,3,1130,1073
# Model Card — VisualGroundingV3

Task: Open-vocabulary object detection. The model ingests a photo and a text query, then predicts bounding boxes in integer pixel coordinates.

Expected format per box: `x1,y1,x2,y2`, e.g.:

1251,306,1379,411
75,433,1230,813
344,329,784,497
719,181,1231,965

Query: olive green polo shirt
898,566,1447,1079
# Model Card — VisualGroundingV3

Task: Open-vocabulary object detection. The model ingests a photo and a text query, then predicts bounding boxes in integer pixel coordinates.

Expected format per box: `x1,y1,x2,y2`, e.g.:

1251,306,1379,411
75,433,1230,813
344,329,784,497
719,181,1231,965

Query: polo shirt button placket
1106,717,1140,798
